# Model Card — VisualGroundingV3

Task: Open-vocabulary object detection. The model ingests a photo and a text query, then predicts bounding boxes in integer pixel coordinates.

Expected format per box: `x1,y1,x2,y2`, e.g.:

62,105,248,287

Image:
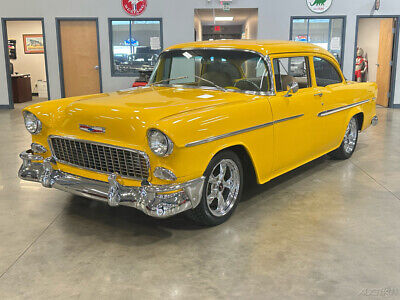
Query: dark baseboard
0,105,11,109
32,93,39,96
392,104,400,108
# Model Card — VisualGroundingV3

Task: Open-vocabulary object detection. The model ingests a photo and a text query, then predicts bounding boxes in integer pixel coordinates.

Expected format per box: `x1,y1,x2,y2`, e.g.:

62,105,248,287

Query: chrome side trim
185,114,304,147
318,99,371,117
185,122,273,147
47,135,150,181
273,114,304,124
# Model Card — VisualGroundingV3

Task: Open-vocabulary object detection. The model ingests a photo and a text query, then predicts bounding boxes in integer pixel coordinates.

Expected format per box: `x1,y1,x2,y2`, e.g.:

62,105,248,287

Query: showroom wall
6,21,47,94
1,0,400,107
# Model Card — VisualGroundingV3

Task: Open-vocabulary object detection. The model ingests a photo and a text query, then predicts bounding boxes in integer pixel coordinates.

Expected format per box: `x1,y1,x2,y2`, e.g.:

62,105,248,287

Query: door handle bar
314,92,323,97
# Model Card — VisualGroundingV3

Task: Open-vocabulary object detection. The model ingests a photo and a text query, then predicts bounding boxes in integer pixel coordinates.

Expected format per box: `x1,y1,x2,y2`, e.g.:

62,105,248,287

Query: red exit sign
214,26,221,32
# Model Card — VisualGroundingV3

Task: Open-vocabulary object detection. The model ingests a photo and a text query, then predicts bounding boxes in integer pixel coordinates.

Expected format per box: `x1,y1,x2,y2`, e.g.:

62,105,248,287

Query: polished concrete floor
0,101,399,299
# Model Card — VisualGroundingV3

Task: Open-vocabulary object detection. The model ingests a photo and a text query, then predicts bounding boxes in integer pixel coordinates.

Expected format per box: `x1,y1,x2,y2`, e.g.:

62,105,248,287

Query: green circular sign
306,0,332,14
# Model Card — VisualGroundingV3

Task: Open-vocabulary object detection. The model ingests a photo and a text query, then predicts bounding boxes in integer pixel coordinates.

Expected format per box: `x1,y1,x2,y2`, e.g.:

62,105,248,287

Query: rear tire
185,150,243,226
329,116,359,160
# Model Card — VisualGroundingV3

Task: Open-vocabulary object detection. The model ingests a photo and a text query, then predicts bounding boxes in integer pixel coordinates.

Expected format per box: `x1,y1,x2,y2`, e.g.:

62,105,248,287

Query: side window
273,57,310,92
313,57,343,87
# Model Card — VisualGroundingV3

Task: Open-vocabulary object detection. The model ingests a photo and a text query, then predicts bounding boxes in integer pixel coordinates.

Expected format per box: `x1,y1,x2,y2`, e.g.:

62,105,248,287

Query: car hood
27,86,256,148
62,86,244,121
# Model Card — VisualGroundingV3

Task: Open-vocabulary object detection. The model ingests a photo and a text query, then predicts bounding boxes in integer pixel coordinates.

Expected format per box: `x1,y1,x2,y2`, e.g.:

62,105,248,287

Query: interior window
273,57,310,92
291,18,345,68
110,19,162,76
313,57,343,87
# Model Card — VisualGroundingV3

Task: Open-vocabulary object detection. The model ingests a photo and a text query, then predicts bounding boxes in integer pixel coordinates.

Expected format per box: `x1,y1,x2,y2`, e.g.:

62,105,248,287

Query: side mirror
284,81,299,97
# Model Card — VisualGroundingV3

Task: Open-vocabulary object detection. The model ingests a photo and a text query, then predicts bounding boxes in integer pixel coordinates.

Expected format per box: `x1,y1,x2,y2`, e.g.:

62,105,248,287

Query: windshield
149,49,271,93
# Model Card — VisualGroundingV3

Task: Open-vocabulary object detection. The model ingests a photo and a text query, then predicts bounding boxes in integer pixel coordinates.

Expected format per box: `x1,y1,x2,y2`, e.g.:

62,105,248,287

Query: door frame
289,16,347,69
1,17,51,109
56,17,103,98
353,15,400,108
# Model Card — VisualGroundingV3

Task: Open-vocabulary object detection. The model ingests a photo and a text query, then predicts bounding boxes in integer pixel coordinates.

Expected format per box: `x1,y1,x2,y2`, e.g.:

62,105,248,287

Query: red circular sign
122,0,147,16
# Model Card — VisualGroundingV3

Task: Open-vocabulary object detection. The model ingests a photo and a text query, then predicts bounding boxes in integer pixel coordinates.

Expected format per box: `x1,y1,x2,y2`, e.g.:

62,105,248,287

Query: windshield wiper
148,76,189,86
194,75,227,92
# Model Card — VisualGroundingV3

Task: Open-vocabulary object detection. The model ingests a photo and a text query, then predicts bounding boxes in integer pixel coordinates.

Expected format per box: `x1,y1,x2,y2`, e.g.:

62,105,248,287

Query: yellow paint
23,40,377,187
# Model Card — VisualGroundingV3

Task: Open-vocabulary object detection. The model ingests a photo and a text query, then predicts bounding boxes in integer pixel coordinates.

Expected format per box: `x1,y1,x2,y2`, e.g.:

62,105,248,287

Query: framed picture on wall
23,34,44,54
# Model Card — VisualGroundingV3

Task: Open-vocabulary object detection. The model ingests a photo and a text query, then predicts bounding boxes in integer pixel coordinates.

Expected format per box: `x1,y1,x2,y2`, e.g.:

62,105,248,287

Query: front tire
186,151,243,226
329,116,359,160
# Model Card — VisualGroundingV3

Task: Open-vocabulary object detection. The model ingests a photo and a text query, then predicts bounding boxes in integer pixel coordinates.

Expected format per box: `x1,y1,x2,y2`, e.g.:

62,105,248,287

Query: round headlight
147,129,173,157
23,111,42,135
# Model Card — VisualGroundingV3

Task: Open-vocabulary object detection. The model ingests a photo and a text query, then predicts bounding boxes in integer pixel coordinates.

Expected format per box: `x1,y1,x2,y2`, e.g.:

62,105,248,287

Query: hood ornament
79,124,106,133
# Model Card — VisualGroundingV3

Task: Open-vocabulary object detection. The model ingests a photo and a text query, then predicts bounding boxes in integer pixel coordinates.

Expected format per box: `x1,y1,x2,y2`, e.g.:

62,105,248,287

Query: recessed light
214,17,234,21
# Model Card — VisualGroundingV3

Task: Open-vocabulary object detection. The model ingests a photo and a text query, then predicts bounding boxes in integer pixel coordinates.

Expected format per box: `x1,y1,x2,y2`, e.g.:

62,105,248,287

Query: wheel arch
353,112,364,131
344,107,364,132
211,144,258,186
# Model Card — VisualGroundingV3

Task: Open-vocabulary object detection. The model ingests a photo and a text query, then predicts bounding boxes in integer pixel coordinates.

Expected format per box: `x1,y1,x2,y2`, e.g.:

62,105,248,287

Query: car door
311,56,347,152
269,54,324,176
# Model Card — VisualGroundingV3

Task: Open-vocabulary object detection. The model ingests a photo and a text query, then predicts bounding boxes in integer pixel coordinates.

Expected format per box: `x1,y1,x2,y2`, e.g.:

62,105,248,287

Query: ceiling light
182,51,192,59
214,17,234,21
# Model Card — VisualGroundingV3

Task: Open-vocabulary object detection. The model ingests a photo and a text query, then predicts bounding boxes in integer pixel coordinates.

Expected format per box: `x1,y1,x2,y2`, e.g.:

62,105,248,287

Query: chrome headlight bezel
147,129,174,157
23,111,42,135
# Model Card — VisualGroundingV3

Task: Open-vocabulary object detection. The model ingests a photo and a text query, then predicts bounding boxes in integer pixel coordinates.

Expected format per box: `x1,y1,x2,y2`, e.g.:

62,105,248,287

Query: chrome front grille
49,136,150,180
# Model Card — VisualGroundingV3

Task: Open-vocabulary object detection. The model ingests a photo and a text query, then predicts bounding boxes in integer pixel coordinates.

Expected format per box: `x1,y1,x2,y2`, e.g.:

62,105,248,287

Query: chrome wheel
343,118,358,154
206,159,240,217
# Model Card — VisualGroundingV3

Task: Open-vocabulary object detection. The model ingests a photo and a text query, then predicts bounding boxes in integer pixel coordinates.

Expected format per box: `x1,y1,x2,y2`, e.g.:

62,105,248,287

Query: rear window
313,57,343,87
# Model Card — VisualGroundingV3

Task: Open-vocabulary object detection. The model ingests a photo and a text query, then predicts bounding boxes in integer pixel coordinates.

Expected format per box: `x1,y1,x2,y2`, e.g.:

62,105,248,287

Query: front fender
150,95,274,184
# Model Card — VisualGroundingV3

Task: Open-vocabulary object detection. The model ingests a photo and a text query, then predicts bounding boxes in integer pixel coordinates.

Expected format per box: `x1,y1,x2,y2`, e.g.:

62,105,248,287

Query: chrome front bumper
18,150,205,218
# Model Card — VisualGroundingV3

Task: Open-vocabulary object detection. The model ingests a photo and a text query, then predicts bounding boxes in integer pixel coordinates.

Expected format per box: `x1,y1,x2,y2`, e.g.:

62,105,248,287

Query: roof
165,40,333,57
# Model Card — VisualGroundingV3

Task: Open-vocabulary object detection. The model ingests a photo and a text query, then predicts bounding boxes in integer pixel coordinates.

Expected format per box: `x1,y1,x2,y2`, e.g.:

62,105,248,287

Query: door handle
314,92,323,97
94,65,100,70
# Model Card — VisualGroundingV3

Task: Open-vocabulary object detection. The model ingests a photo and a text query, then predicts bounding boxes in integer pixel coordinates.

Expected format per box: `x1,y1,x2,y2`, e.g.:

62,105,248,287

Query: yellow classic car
19,40,378,225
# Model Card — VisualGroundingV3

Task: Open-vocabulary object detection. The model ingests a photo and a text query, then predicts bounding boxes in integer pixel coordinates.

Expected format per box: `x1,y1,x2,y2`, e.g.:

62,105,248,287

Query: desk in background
11,74,32,103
